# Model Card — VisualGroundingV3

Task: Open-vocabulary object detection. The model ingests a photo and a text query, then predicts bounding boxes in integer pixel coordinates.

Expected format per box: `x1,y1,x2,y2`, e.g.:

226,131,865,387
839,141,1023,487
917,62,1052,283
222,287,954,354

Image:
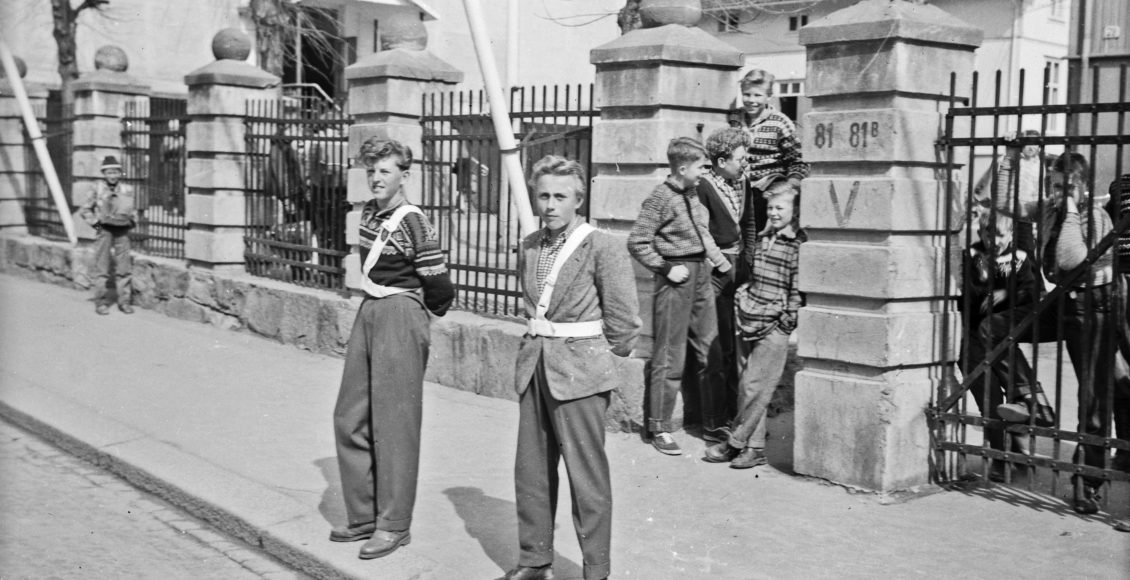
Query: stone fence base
0,234,798,432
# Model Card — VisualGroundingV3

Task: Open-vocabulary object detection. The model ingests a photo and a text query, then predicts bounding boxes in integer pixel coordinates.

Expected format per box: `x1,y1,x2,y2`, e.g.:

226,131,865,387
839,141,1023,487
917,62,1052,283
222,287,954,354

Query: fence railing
23,90,73,240
121,97,188,258
931,64,1130,505
244,98,353,291
420,83,597,318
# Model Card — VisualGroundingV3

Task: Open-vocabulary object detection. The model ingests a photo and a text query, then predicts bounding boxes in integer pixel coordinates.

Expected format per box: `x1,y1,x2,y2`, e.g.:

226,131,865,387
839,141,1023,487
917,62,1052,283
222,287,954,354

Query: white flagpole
0,35,77,245
460,0,537,237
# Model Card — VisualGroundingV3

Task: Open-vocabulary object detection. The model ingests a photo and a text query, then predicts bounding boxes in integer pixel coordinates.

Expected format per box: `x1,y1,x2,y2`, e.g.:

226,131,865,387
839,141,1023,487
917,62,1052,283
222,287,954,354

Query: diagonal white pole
0,35,77,245
460,0,537,237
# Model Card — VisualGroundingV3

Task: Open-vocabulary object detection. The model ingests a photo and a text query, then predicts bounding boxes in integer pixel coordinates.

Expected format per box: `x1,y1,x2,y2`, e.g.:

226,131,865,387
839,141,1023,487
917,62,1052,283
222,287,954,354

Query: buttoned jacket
514,226,641,401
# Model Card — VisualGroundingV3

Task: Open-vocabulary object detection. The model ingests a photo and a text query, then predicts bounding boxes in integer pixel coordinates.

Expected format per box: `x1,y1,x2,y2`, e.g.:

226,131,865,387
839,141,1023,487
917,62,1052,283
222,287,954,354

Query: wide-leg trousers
333,293,430,533
515,354,611,580
728,329,789,449
91,226,132,305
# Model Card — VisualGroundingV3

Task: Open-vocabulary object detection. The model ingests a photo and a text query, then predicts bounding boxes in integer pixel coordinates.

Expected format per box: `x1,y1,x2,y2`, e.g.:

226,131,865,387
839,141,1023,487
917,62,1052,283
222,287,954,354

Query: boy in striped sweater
730,69,809,232
628,137,731,456
704,181,803,469
330,138,454,559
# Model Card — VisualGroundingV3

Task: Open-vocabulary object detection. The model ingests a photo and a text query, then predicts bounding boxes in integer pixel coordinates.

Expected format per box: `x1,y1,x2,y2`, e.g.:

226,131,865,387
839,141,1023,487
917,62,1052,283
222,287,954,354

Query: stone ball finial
0,55,28,79
639,0,703,28
381,11,428,51
212,28,252,61
94,45,129,72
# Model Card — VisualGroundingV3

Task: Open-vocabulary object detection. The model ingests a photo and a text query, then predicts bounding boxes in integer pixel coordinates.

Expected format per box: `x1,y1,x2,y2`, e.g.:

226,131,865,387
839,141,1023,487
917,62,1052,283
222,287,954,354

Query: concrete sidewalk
0,273,1126,579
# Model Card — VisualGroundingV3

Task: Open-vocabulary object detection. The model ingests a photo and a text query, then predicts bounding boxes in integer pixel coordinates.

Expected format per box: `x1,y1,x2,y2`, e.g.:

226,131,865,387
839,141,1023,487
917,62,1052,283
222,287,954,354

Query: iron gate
420,84,596,318
121,97,188,258
244,98,352,291
22,90,73,240
930,65,1130,509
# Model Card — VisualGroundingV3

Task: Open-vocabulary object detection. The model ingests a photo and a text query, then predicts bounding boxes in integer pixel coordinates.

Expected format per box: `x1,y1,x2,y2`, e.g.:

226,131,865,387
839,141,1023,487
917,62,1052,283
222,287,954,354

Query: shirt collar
664,176,693,194
760,222,798,240
541,216,583,245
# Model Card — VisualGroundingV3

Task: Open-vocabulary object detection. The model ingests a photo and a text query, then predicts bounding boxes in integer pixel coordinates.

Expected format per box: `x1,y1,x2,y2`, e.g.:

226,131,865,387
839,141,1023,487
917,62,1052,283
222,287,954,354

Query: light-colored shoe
650,432,681,456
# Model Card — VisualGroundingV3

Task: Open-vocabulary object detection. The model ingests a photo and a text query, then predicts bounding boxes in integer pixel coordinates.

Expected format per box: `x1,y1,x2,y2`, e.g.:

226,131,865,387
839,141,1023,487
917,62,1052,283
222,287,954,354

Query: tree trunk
618,0,643,34
50,0,80,112
249,0,290,77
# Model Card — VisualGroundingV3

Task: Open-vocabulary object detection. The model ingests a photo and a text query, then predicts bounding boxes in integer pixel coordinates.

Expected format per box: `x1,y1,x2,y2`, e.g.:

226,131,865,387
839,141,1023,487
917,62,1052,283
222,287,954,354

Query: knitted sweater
740,110,809,185
358,199,455,316
627,178,728,276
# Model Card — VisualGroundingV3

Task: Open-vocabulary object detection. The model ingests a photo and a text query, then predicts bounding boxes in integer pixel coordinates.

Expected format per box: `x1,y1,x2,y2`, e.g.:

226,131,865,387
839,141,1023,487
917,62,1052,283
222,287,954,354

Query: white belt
527,319,603,338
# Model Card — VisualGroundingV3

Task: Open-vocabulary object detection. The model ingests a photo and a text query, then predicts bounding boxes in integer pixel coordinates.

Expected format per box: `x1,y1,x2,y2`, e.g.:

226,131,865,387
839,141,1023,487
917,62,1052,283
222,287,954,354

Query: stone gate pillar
72,45,150,240
794,0,981,491
341,16,461,291
183,29,279,270
588,6,743,354
0,55,39,234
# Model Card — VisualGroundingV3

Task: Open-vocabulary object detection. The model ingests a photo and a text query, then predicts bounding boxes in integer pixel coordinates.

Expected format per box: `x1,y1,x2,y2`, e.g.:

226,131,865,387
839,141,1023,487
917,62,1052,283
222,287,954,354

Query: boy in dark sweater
695,128,750,442
628,137,731,455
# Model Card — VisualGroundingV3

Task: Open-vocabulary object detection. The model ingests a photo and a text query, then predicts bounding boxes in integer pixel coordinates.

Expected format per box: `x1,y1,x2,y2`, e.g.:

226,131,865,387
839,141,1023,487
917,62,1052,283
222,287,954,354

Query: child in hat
77,155,137,314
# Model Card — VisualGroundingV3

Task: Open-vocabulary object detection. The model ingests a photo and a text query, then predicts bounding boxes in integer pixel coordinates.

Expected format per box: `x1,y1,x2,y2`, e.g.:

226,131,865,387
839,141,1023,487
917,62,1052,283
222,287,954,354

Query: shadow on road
443,486,583,580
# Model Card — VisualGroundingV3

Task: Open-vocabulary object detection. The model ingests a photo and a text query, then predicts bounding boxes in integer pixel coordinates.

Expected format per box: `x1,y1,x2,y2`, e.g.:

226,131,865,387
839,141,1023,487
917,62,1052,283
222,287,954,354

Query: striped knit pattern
742,110,809,184
628,179,726,275
736,225,805,341
358,199,455,315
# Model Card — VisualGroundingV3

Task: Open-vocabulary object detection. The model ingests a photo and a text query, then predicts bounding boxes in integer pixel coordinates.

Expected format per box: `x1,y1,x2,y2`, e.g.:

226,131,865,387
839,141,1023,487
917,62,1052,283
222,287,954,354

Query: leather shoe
650,432,681,456
703,442,740,463
499,565,554,580
95,304,110,315
358,529,410,559
702,425,732,444
119,303,135,314
730,447,767,469
1072,479,1101,515
329,521,375,542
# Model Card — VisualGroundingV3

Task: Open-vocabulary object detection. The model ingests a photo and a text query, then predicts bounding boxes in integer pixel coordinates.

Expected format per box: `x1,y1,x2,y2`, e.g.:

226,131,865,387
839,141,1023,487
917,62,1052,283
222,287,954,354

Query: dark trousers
333,293,430,532
729,330,789,449
648,260,717,434
703,254,739,430
91,226,132,305
1064,285,1117,487
1112,275,1130,446
961,305,1057,449
516,355,611,580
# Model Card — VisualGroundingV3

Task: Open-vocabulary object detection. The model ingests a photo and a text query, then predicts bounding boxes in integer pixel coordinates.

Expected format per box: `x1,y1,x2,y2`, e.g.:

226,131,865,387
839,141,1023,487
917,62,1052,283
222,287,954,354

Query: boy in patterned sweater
330,138,454,560
730,69,809,232
628,137,731,456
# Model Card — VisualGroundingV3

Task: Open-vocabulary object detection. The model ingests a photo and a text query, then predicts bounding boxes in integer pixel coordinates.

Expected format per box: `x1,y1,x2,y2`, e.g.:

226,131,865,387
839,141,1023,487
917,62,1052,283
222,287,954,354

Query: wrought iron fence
931,65,1130,509
420,84,596,318
244,97,352,290
23,90,73,239
121,97,188,258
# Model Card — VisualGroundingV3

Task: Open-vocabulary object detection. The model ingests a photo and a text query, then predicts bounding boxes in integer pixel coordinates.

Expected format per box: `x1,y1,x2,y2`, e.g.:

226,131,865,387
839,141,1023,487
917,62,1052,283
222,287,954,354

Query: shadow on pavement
315,456,347,527
443,486,583,580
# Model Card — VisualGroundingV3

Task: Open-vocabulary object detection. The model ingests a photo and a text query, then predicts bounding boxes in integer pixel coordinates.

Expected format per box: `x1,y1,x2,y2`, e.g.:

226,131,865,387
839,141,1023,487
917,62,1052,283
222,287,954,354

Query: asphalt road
0,417,308,580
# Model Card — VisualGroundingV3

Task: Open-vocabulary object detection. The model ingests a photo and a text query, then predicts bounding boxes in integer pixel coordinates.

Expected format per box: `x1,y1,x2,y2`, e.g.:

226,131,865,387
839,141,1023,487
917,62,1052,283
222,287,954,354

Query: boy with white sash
502,156,641,580
330,138,454,559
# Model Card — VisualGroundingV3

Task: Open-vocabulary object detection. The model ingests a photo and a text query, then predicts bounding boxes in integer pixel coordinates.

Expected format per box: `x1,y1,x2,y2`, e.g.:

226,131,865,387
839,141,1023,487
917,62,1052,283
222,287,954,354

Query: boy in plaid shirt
628,137,731,456
704,180,803,468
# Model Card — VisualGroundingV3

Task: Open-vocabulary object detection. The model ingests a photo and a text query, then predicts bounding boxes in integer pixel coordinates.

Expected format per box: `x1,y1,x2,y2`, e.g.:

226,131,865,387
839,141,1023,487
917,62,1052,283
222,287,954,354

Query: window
1049,0,1065,22
788,15,808,32
717,12,740,33
373,20,380,52
1045,59,1062,130
777,81,804,96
